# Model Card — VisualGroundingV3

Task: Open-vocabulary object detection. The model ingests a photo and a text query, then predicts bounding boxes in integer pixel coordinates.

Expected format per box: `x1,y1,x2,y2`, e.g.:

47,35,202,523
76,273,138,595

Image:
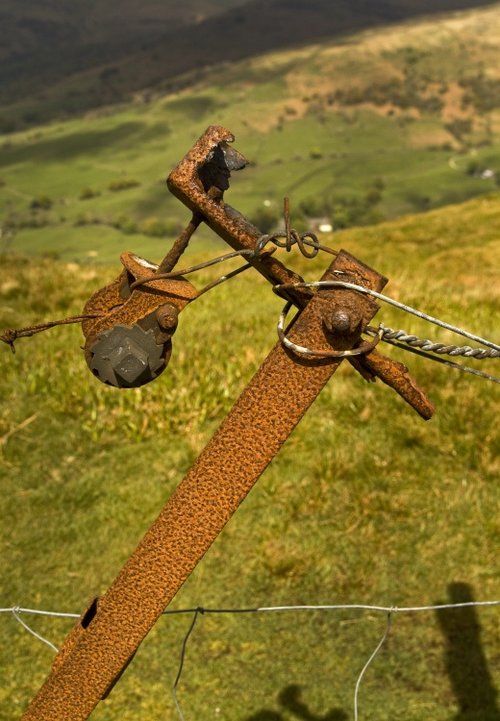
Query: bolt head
88,324,168,388
108,338,150,385
156,304,179,334
330,310,351,334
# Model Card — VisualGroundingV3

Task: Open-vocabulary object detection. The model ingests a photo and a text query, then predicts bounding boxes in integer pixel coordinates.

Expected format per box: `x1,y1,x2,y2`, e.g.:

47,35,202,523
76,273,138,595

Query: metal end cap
88,324,168,388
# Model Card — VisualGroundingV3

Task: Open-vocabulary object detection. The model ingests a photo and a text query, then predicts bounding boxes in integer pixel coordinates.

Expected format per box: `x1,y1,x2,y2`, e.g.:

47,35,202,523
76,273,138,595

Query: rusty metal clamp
277,300,384,358
81,252,197,387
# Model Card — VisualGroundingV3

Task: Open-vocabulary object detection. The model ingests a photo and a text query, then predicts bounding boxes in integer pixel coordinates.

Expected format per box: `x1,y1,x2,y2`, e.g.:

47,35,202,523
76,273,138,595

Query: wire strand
354,612,392,721
129,249,259,290
377,326,500,359
378,336,500,384
172,608,202,721
11,607,59,653
0,314,98,353
1,600,499,618
3,601,498,721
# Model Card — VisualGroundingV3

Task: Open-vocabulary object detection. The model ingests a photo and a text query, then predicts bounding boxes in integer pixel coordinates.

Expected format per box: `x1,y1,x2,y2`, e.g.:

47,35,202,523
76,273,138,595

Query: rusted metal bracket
76,125,432,417
21,127,434,721
167,125,434,420
81,252,197,387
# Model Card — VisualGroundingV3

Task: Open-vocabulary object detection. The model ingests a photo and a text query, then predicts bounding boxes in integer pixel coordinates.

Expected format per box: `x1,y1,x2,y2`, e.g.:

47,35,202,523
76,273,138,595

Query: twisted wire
256,197,337,259
0,314,98,353
272,278,499,381
256,231,337,259
379,326,500,359
376,337,500,384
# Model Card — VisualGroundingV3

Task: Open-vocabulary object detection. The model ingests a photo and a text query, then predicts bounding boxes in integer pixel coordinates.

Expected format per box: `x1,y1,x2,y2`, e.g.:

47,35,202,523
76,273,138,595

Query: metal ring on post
277,301,383,358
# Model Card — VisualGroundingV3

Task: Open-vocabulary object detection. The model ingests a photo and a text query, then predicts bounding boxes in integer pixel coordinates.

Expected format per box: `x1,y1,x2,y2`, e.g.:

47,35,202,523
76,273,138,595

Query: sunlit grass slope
1,4,500,264
0,193,499,720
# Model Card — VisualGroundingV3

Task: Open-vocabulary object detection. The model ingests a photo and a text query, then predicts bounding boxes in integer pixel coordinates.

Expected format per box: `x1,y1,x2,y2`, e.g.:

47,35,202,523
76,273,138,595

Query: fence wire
2,600,499,721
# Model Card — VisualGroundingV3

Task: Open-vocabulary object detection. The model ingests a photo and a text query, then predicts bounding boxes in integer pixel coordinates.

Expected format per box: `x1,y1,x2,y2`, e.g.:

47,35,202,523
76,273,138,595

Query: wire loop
255,197,337,260
273,278,500,382
277,301,383,358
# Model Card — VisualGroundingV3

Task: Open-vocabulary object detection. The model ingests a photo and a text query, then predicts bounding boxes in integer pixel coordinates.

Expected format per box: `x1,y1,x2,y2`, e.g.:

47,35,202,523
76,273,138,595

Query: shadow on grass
436,582,500,721
0,122,145,166
245,583,499,721
246,684,347,721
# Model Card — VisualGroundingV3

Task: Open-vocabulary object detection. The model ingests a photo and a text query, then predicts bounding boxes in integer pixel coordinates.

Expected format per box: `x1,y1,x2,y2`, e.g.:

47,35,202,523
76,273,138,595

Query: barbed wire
2,600,499,721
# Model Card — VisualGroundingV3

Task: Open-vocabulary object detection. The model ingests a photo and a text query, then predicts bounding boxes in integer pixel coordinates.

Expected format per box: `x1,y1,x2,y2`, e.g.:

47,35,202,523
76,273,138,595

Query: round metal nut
323,307,362,337
156,304,179,334
328,310,351,334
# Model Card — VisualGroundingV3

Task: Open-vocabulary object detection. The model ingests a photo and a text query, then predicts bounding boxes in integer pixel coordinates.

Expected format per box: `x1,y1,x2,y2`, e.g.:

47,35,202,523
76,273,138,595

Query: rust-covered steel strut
20,126,434,721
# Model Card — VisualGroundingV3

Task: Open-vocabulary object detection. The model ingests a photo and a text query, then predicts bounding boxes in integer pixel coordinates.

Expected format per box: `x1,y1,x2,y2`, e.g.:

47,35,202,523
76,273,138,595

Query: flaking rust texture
82,252,197,358
21,252,386,721
360,350,434,420
81,251,198,388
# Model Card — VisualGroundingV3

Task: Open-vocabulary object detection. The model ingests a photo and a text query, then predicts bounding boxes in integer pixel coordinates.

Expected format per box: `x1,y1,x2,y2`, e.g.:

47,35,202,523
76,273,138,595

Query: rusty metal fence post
19,126,433,720
20,250,386,720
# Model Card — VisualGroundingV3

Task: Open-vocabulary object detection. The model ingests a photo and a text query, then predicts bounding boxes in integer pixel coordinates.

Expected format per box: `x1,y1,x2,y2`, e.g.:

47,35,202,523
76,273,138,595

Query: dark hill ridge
0,0,246,61
1,0,498,128
0,0,248,98
126,0,500,88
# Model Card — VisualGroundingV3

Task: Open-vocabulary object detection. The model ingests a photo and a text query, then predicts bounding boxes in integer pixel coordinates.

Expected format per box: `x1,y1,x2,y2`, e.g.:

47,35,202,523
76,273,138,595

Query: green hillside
1,3,499,266
0,187,499,719
1,0,498,128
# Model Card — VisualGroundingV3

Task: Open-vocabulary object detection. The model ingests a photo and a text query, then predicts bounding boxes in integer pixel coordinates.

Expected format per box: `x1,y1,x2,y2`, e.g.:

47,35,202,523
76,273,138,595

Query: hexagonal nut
108,338,150,385
88,324,168,388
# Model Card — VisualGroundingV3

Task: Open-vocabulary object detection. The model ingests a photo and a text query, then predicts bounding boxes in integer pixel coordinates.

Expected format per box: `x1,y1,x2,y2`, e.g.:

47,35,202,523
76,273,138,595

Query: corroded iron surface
167,125,311,308
21,252,386,721
21,126,434,721
168,125,433,418
359,349,435,420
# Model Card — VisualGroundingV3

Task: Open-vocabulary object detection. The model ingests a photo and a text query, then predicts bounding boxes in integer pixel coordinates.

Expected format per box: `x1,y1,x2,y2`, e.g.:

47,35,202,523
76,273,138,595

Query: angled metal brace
168,125,434,420
21,250,386,721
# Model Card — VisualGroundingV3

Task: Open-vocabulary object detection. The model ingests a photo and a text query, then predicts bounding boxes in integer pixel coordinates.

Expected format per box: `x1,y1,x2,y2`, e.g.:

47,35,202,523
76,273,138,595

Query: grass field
1,190,499,719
